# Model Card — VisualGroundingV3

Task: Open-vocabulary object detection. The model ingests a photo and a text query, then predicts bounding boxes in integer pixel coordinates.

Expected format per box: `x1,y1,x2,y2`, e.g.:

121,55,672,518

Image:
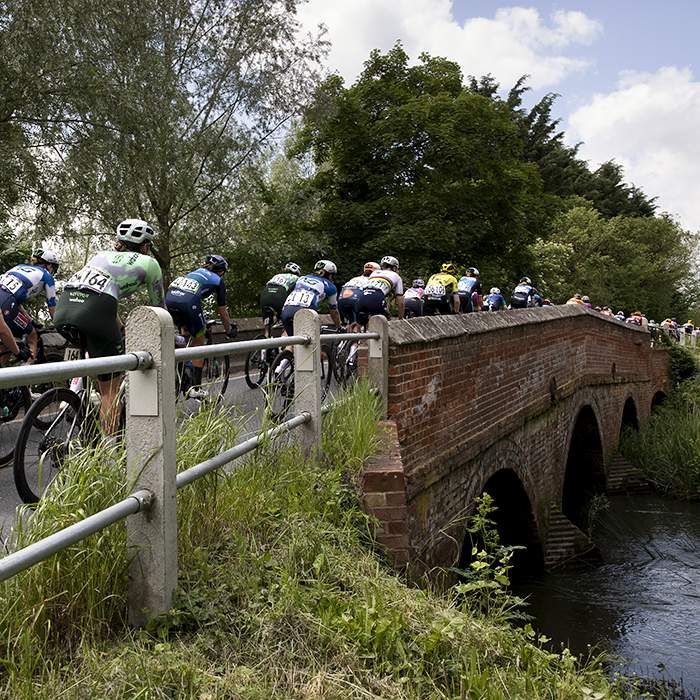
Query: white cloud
568,66,700,232
297,0,602,90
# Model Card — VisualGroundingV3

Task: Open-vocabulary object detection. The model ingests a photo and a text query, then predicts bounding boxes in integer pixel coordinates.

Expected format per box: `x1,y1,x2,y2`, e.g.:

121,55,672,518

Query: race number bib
170,276,200,294
425,282,445,298
366,277,390,293
0,274,24,295
67,265,111,293
458,279,475,293
286,290,314,307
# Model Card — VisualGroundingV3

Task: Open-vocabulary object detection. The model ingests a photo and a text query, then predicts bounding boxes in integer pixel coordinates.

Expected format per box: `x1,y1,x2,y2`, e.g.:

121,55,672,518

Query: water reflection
514,493,700,692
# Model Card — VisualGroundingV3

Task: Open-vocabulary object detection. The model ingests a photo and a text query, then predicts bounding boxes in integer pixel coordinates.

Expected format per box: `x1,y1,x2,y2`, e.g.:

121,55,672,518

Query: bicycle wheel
244,334,269,389
265,350,294,421
333,340,349,385
0,386,31,468
13,387,94,504
30,352,68,400
342,348,359,390
202,353,230,398
176,362,193,400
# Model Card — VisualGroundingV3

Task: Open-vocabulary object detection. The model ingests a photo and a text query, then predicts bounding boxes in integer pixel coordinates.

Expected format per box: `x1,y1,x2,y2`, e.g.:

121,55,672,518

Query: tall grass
620,374,700,499
0,381,628,698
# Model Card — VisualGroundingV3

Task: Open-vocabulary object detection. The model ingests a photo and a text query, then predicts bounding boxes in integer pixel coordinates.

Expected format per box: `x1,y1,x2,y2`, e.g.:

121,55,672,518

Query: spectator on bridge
509,277,538,309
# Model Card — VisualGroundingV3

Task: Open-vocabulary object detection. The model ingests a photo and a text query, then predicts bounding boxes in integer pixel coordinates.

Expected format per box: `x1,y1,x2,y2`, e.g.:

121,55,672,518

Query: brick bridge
362,305,671,575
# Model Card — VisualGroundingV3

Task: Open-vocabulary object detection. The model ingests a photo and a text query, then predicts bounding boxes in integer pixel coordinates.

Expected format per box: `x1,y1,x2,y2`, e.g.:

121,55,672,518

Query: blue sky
297,0,700,232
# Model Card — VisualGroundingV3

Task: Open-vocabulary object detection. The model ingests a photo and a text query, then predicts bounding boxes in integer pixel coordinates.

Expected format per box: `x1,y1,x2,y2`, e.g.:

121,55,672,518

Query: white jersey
343,275,370,290
365,269,404,297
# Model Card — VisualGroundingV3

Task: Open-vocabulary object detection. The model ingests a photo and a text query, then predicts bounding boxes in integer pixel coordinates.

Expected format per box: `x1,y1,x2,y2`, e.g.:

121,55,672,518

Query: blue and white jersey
0,264,57,307
457,276,478,294
167,268,226,306
483,293,506,310
284,274,338,310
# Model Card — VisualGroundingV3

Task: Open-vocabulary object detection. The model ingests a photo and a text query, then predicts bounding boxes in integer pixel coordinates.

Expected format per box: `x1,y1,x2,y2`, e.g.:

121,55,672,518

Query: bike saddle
56,324,88,353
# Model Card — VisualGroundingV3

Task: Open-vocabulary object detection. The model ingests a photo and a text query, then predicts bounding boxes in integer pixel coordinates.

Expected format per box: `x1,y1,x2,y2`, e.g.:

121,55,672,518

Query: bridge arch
651,390,667,409
621,395,639,432
562,404,606,531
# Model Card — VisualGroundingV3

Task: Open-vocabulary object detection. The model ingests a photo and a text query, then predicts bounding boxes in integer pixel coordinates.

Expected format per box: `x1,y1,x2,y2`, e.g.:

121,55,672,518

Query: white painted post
693,331,697,350
679,328,686,346
367,315,389,417
125,306,177,626
292,308,322,462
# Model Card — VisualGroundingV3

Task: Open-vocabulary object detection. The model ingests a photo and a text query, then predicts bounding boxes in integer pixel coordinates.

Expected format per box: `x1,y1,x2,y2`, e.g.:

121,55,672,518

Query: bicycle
244,315,283,390
264,335,333,421
13,325,106,504
0,329,68,468
175,319,231,402
333,334,359,389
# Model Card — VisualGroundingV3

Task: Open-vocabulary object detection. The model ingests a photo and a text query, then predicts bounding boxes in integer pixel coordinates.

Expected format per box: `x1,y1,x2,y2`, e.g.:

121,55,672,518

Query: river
515,493,700,695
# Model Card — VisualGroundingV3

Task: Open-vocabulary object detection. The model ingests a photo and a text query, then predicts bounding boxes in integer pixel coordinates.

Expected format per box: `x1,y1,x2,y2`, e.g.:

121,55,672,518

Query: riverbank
0,382,629,699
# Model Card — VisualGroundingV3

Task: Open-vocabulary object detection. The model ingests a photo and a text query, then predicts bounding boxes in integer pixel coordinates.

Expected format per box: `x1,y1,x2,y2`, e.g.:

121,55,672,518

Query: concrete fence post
125,306,177,626
292,308,322,462
367,315,389,418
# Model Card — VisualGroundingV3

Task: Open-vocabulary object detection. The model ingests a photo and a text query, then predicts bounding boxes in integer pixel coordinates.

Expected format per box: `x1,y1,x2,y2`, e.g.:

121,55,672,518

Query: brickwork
363,305,671,572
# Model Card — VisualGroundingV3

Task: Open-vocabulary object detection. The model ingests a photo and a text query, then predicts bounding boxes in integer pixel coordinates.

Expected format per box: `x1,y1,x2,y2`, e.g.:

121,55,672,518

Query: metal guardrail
0,308,387,626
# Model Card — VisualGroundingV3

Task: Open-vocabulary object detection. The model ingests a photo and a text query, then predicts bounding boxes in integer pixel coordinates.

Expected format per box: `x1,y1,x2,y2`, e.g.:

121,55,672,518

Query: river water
515,493,700,694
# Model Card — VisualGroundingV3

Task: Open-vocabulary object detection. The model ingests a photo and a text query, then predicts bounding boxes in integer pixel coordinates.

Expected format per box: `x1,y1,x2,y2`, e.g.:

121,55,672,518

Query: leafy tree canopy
291,43,547,285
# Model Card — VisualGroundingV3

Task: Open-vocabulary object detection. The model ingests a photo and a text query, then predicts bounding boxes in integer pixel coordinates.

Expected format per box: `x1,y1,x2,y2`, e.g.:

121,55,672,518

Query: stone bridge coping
386,304,649,345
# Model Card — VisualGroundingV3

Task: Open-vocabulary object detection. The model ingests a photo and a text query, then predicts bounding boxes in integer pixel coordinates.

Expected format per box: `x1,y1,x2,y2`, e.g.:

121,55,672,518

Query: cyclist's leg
0,293,20,361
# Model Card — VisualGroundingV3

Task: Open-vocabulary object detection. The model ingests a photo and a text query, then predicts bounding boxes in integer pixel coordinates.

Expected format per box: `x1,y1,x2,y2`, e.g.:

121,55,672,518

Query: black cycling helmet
206,254,229,273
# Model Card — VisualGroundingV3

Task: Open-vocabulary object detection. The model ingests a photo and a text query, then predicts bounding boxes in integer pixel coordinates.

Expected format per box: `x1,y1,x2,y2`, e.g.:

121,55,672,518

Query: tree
292,44,546,283
4,0,327,281
530,205,699,319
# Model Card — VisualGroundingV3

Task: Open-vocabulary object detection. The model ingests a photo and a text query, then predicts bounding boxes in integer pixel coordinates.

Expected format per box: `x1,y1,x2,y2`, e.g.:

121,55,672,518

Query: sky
295,0,700,233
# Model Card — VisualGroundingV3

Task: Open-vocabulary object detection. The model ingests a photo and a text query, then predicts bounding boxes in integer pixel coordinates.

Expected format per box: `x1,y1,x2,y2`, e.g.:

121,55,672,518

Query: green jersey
65,250,165,307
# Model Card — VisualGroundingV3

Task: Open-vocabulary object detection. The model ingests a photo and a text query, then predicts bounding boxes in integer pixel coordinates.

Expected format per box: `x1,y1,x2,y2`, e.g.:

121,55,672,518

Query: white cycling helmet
469,267,479,276
116,219,154,245
381,255,399,269
364,261,380,272
284,262,301,275
33,248,60,269
490,287,500,295
314,259,337,275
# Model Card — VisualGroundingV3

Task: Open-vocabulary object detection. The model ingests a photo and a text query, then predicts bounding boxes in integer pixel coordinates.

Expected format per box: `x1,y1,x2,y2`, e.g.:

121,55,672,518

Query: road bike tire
202,352,230,398
244,333,268,389
265,350,294,421
13,387,92,504
30,352,68,400
333,340,349,385
0,386,31,468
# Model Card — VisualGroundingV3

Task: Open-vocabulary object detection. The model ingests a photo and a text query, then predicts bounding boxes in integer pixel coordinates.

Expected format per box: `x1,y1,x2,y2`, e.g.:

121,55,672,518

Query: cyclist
510,277,537,309
165,254,237,399
355,255,404,326
403,278,425,318
483,287,506,311
566,293,585,305
338,262,379,329
0,249,60,363
280,259,342,337
259,262,301,338
54,218,165,437
424,263,460,315
457,267,482,313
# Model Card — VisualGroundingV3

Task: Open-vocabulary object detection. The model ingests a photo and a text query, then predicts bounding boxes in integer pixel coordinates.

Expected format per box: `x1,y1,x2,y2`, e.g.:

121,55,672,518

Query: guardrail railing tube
125,306,178,627
292,308,322,463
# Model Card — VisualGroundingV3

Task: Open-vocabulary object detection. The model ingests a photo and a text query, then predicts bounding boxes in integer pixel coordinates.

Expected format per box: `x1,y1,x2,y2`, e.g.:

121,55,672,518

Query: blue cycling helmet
412,278,425,288
206,254,229,272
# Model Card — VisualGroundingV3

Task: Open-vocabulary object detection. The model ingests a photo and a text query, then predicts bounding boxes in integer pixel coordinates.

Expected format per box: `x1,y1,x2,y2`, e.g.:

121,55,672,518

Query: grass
620,373,700,500
0,380,637,698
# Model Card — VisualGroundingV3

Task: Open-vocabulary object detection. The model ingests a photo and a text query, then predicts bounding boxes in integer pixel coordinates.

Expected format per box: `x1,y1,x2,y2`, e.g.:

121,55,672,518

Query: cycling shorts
260,284,288,327
165,290,206,338
404,297,423,318
423,298,454,316
355,288,389,327
0,289,35,336
338,287,362,325
459,294,474,313
280,304,304,335
53,288,123,381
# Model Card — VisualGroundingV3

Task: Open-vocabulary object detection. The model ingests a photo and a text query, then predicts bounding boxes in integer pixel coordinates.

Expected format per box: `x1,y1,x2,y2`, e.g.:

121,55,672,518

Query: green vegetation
0,381,626,698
